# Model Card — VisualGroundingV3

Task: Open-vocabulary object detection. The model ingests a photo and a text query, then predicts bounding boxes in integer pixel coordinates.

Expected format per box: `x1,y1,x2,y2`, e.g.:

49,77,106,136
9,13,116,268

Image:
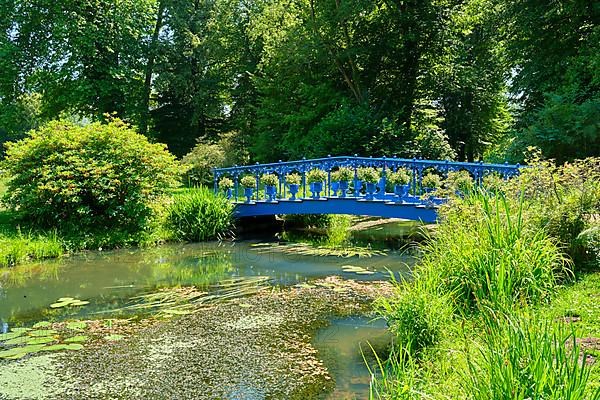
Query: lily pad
161,309,193,315
40,344,70,352
355,270,376,275
32,321,51,329
50,297,90,308
0,332,24,341
10,328,32,334
3,336,30,346
64,343,84,350
0,344,45,359
64,336,88,343
29,330,57,337
66,321,87,331
26,337,56,345
103,334,124,341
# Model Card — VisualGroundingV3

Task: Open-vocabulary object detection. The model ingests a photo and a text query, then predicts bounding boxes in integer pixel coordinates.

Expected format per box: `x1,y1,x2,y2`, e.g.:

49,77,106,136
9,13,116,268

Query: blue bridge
213,156,521,223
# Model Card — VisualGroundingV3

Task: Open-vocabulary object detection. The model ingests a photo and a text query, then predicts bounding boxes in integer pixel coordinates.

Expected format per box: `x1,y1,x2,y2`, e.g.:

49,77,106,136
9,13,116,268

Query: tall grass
421,192,569,315
463,311,600,400
0,230,63,268
165,187,234,242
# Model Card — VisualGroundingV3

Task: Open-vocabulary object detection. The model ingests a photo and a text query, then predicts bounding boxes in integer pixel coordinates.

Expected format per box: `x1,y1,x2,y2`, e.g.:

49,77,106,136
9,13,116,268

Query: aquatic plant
50,297,89,308
0,231,63,268
165,187,234,242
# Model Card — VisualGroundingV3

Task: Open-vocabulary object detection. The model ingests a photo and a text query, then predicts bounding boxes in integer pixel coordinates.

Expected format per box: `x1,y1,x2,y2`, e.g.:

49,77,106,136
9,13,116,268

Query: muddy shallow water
0,221,417,399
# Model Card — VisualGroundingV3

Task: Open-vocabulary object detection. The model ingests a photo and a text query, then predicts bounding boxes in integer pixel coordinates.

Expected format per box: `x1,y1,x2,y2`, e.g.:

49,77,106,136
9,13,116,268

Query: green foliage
445,171,474,194
357,167,379,184
430,194,568,315
181,143,226,187
2,119,179,234
336,167,354,182
165,187,233,242
421,173,441,189
306,168,327,184
218,177,234,189
387,169,411,186
240,176,256,188
324,215,352,248
285,173,301,185
463,312,600,400
377,279,453,357
0,231,63,268
260,173,278,187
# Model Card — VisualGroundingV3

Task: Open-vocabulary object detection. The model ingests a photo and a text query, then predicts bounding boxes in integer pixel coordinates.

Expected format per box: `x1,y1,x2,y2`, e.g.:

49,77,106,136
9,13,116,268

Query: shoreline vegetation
370,157,600,399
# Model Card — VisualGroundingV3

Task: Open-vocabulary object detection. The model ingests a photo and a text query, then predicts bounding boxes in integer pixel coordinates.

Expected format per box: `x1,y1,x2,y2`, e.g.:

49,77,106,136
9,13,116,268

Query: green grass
371,191,600,399
165,187,234,242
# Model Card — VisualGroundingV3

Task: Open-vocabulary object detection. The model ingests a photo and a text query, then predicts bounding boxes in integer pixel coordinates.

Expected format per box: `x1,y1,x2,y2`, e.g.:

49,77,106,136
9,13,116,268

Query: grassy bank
371,159,600,399
0,177,233,268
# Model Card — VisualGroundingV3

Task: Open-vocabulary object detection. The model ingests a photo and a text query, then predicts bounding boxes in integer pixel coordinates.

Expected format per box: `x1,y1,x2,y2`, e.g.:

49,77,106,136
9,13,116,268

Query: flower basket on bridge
357,167,380,201
336,167,354,198
285,173,302,201
260,174,279,202
219,177,234,199
307,169,327,199
388,169,411,203
240,176,256,203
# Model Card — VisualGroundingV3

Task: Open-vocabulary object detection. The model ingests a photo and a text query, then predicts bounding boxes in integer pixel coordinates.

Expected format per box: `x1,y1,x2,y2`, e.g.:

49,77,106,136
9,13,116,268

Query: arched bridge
213,156,521,223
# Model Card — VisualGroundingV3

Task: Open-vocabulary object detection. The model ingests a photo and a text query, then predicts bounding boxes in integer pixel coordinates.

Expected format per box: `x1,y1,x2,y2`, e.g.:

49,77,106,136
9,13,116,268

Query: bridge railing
213,155,521,204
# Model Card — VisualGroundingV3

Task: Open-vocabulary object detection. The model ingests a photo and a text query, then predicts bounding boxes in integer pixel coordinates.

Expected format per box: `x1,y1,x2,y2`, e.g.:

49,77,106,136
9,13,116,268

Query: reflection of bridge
213,156,521,223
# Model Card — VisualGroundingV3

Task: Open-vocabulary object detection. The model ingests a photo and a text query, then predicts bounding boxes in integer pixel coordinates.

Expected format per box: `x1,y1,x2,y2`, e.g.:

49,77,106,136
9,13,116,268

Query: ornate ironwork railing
213,155,521,203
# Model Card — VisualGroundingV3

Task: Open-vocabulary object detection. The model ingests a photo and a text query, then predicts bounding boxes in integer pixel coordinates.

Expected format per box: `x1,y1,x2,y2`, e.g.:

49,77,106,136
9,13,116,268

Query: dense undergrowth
372,157,600,399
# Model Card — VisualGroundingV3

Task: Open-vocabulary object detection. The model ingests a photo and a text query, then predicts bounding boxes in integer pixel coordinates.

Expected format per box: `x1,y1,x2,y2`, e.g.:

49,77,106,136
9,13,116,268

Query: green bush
421,173,441,189
219,177,234,189
2,119,179,234
165,187,233,242
445,170,474,193
260,173,278,186
463,312,600,400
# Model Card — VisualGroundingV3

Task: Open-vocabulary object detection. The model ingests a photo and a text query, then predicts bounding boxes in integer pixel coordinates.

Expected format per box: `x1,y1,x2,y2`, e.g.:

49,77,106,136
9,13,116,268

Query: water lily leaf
50,298,89,308
27,337,56,345
32,321,51,329
4,336,30,345
50,301,72,308
10,328,32,334
103,334,124,341
29,330,57,337
238,303,253,308
64,343,84,350
64,336,88,343
0,345,44,359
66,321,87,331
0,332,24,341
40,344,70,352
355,270,376,275
161,309,193,315
296,283,315,289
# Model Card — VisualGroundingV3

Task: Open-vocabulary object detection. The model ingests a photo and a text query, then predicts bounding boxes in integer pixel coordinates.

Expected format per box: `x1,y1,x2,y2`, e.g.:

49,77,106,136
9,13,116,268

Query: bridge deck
234,196,439,223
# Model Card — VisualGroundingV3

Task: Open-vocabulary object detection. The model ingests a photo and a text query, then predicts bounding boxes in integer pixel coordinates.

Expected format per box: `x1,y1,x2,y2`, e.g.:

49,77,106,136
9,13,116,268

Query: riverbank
0,277,394,400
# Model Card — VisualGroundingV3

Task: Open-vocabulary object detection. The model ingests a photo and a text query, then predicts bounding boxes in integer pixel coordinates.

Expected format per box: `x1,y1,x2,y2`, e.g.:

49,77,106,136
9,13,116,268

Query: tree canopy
0,0,597,162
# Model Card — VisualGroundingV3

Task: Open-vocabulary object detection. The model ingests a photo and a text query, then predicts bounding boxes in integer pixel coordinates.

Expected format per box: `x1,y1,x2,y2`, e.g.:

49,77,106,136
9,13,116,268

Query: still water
0,222,416,399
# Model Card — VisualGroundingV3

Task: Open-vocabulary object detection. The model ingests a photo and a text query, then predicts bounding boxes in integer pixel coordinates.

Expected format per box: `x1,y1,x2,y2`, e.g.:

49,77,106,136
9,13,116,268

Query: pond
0,221,417,399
